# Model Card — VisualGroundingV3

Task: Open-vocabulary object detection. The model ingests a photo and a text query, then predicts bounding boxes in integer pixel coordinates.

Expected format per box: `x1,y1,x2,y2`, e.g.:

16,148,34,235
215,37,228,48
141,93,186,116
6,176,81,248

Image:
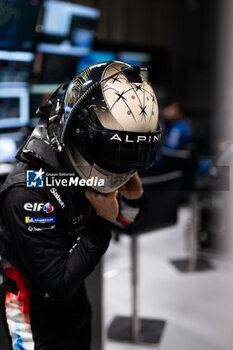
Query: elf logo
24,202,54,213
43,203,54,213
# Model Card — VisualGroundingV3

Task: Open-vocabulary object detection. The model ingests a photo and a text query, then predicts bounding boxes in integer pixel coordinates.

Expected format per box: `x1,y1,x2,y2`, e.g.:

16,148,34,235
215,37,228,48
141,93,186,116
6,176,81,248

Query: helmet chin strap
65,146,135,194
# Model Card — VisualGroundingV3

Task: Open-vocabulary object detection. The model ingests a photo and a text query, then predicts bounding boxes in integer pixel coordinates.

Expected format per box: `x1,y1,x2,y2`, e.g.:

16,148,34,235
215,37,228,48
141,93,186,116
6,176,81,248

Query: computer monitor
32,51,79,84
0,86,29,128
40,1,100,55
0,131,25,163
0,0,40,50
118,51,152,67
76,50,117,74
34,2,100,83
0,50,34,83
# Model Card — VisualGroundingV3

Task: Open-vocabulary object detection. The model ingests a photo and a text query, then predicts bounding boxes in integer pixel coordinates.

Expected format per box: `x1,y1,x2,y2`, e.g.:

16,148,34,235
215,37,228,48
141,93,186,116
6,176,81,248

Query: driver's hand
85,190,119,223
118,173,143,200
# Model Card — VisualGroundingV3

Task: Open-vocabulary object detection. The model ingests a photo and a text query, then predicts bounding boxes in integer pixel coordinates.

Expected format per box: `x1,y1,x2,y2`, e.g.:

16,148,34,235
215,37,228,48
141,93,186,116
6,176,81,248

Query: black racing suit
0,118,144,350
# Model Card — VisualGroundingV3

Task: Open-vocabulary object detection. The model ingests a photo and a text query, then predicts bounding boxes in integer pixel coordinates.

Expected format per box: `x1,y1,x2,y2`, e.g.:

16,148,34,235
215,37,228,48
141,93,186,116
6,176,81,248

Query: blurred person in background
161,101,193,154
0,61,161,350
147,101,194,189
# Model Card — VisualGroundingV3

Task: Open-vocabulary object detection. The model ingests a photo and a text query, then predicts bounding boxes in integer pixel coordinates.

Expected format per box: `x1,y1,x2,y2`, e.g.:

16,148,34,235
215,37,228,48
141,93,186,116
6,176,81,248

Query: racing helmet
58,61,161,193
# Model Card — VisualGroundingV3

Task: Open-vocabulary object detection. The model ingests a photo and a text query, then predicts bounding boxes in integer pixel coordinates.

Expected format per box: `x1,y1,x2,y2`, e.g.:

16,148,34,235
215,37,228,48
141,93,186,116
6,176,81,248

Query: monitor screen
76,50,117,74
33,51,78,83
0,50,34,83
0,131,25,162
0,86,29,128
41,1,100,54
0,0,40,50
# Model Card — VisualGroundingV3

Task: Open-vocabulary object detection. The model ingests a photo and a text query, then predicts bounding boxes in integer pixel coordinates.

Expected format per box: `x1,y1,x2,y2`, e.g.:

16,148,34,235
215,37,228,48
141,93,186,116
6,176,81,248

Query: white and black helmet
50,61,161,193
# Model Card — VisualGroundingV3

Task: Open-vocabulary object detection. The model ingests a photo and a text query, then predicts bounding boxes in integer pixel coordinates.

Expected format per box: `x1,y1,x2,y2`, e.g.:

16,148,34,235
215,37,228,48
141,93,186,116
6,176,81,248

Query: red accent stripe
117,212,133,226
4,264,30,324
5,291,14,305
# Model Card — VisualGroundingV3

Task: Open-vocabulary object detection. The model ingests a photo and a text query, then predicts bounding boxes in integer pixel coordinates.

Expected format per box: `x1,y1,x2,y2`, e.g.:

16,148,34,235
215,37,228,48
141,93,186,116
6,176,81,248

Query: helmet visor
85,121,161,173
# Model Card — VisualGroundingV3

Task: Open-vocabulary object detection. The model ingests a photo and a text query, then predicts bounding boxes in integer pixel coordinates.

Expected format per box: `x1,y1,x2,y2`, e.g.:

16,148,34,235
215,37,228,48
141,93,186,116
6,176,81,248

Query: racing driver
0,61,161,350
